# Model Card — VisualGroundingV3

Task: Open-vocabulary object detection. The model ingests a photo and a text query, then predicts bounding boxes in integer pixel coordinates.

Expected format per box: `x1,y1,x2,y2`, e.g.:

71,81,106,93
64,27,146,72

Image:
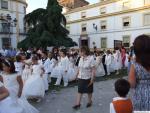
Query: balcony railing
0,27,13,34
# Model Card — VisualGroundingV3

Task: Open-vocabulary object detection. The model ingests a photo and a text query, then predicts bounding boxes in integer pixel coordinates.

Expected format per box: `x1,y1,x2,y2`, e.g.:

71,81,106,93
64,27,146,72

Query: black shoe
86,102,92,108
72,104,81,110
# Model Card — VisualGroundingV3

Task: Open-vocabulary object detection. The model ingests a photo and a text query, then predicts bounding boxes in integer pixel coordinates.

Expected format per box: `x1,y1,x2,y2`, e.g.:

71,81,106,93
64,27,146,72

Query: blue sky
27,0,99,13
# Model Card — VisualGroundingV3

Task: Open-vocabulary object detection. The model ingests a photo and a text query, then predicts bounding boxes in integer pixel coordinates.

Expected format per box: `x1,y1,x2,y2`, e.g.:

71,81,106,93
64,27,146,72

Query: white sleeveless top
1,73,20,99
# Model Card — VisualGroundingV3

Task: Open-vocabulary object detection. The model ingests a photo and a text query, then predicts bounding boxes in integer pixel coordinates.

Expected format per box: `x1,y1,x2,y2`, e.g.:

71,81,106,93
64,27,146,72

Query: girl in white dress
0,81,24,113
0,59,39,113
22,59,32,84
114,48,122,75
67,55,77,82
14,55,24,75
51,56,61,78
110,52,115,73
95,51,105,77
23,56,45,102
105,50,112,75
125,52,129,68
49,57,57,74
55,49,69,87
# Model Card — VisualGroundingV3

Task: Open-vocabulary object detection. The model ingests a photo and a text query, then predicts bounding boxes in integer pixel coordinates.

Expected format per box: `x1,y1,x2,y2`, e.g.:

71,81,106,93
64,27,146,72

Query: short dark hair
133,34,150,71
115,79,130,97
80,46,90,56
60,49,67,56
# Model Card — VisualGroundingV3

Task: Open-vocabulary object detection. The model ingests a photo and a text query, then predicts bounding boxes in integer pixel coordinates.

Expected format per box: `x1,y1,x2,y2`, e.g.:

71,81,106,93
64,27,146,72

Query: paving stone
32,79,118,113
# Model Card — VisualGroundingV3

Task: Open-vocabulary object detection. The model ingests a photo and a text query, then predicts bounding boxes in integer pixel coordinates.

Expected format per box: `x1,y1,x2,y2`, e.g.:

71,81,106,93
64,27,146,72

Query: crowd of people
0,34,149,113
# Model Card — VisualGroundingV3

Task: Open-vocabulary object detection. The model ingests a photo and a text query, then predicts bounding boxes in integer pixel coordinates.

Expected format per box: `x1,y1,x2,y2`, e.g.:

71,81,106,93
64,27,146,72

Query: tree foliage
18,0,77,49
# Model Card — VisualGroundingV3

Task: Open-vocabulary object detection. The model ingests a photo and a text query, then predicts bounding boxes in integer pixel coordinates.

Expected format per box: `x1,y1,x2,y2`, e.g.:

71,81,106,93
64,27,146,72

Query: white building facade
0,0,27,49
64,0,150,49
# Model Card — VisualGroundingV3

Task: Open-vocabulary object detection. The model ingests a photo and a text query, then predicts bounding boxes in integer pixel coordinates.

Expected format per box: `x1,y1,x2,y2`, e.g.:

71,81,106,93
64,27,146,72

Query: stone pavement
33,79,118,113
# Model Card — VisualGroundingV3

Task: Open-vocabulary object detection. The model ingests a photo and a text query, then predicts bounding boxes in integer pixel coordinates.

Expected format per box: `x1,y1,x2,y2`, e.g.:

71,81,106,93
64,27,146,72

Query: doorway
81,39,88,47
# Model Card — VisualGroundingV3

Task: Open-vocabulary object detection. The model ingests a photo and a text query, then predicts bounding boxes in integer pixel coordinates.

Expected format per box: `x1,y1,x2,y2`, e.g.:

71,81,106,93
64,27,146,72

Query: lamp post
93,23,97,31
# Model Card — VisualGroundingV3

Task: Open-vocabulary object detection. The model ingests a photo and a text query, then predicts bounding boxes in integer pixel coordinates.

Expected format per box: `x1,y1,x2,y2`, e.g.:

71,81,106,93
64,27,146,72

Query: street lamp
93,23,97,31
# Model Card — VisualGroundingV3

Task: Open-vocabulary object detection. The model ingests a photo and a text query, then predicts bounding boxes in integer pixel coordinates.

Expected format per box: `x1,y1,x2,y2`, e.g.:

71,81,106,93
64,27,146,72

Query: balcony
19,29,27,35
0,27,13,34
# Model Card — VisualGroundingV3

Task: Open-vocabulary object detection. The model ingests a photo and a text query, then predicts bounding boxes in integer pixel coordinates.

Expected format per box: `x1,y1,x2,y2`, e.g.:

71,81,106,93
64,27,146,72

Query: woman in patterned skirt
129,34,150,111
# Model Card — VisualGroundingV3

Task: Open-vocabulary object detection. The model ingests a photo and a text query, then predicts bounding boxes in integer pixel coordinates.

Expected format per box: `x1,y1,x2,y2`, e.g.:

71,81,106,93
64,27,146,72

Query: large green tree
18,0,77,49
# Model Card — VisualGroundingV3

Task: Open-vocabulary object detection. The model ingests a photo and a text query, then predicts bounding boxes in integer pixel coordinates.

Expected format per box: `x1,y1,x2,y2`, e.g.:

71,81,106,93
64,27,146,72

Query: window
81,12,86,18
144,13,150,26
144,0,150,5
1,0,8,9
123,35,130,47
100,7,106,14
123,1,130,10
101,20,107,30
123,17,130,28
2,38,11,48
0,20,10,33
101,38,107,48
81,23,87,32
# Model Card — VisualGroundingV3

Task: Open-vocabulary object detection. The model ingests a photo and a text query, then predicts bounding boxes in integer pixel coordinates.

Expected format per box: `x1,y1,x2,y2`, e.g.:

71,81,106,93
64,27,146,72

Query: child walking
23,55,45,102
110,79,133,113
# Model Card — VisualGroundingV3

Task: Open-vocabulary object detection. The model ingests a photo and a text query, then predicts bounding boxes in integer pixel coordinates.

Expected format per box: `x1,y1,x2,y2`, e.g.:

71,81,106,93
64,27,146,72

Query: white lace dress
67,57,77,81
95,56,105,77
51,60,62,78
1,73,39,113
113,50,122,70
0,81,24,113
23,64,45,98
22,65,31,84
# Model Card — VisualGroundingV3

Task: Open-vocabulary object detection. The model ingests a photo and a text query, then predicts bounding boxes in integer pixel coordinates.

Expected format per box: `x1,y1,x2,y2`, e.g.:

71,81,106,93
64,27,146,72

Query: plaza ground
32,78,120,113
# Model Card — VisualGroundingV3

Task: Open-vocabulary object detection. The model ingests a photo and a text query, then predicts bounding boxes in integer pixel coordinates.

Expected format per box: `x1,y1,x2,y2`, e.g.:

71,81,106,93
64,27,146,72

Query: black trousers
102,63,107,75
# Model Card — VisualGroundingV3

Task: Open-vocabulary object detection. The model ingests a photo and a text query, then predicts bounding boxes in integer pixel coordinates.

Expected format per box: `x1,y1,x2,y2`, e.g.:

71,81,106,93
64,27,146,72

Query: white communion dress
0,81,24,113
55,56,70,86
0,73,39,113
67,57,77,82
22,59,32,84
113,50,122,70
23,64,45,98
95,56,105,77
51,59,62,78
22,64,32,84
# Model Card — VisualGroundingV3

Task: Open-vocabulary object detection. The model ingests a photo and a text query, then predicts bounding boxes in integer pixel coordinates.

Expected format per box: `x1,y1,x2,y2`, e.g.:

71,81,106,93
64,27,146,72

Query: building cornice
67,5,150,24
64,0,121,14
11,0,28,6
